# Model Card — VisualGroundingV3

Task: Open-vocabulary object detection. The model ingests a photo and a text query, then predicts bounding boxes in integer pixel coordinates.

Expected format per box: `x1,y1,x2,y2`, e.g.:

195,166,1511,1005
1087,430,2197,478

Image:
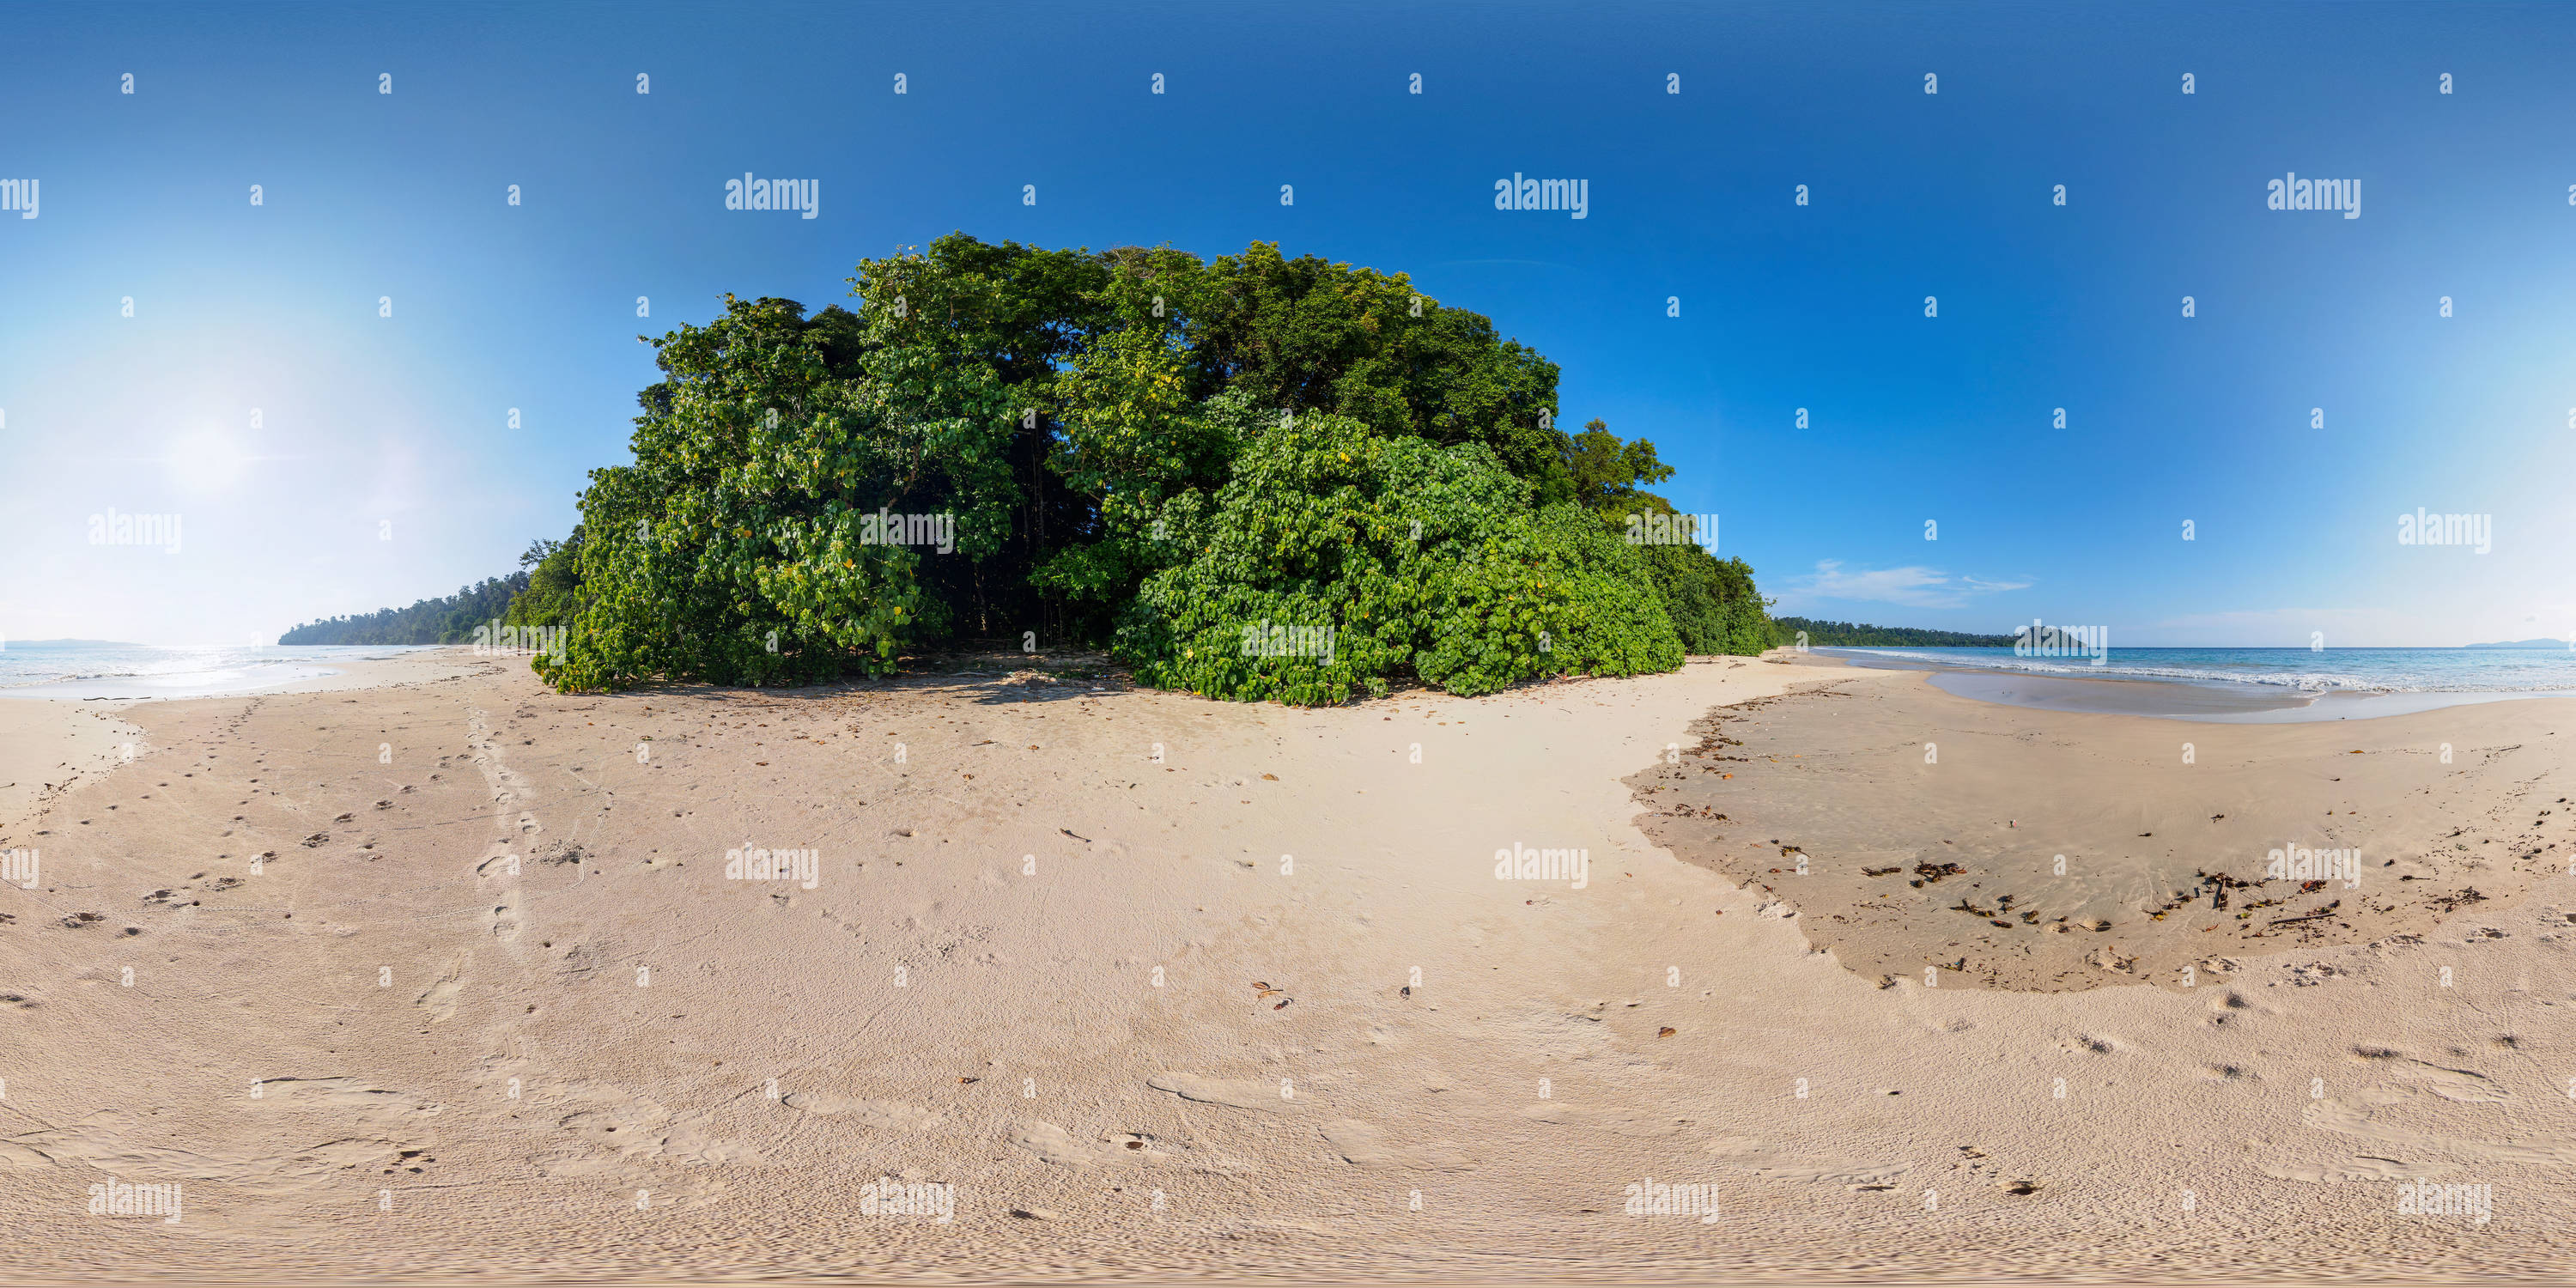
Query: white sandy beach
0,647,2569,1280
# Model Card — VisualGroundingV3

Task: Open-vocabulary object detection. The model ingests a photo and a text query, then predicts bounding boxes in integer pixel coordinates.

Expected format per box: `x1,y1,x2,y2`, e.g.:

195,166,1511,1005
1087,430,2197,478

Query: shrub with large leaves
1122,413,1681,704
534,295,1018,692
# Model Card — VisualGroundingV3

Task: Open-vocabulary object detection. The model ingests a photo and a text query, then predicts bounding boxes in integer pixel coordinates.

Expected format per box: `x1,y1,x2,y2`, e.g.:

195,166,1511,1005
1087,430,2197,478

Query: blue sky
3,0,2572,646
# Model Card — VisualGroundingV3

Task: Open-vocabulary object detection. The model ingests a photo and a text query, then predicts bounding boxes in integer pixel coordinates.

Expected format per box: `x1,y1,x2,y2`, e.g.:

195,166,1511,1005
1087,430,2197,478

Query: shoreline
1636,653,2576,991
1818,647,2576,723
0,649,489,835
0,645,466,703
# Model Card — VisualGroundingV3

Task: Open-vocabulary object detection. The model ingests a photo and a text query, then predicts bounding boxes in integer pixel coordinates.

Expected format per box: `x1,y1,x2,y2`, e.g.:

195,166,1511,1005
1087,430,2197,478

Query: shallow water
0,641,436,700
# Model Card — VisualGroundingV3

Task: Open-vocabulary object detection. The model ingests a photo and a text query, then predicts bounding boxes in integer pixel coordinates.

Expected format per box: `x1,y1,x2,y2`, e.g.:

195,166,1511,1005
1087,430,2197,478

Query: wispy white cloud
1775,561,2030,611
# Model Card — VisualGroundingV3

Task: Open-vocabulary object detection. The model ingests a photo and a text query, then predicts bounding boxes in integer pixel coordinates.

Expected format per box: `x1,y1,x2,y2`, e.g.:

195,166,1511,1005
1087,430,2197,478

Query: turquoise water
0,641,436,697
1817,645,2576,694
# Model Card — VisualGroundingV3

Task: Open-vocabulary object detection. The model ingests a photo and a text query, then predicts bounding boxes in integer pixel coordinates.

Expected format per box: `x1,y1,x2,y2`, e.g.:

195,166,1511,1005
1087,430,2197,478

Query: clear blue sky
4,0,2572,646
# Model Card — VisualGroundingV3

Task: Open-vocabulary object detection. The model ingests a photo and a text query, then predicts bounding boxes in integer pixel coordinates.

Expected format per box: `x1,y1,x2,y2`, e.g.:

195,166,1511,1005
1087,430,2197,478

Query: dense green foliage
1769,617,2016,647
1638,546,1775,655
1560,418,1771,655
1125,413,1680,705
529,288,1023,692
501,534,586,631
495,234,1771,702
279,574,528,645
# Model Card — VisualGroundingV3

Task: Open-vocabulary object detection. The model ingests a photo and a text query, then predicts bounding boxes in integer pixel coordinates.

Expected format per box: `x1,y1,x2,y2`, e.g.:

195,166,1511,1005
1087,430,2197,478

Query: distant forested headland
277,572,529,645
288,236,1787,702
1769,617,2018,647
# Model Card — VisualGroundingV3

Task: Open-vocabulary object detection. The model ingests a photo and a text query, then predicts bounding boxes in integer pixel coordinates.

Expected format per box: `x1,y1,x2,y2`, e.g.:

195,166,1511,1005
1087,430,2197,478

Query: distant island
2465,637,2572,649
1769,617,2018,647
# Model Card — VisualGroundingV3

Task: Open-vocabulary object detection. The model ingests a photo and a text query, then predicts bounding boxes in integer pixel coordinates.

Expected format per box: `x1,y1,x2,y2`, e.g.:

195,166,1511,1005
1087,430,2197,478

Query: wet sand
1632,658,2576,991
1924,668,2574,725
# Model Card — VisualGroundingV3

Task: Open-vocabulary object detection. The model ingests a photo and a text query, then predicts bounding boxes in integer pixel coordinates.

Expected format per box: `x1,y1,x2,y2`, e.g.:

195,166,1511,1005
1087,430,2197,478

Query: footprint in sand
416,957,467,1022
488,894,522,940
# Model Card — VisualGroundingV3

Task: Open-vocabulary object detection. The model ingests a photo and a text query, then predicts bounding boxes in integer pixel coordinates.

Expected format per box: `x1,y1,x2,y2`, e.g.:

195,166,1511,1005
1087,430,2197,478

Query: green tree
534,292,1019,691
501,532,586,630
516,235,1766,696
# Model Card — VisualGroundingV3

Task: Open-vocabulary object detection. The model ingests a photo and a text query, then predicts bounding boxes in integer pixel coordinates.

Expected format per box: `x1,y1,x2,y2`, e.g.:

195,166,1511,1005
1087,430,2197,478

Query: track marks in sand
548,1082,762,1168
2300,1078,2576,1168
778,1092,945,1132
1703,1139,1913,1185
1147,1072,1285,1111
1516,1103,1694,1139
1317,1119,1477,1170
2391,1060,2510,1103
2259,1156,2447,1183
249,1077,443,1127
463,708,543,952
1008,1119,1164,1168
0,1110,408,1197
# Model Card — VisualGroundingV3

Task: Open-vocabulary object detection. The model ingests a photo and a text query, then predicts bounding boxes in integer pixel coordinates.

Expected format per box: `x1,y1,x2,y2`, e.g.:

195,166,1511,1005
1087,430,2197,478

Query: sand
1636,658,2576,991
0,647,2570,1281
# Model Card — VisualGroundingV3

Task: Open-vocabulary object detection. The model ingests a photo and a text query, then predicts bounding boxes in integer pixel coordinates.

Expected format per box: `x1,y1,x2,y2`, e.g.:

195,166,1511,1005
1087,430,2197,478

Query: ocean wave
1824,648,2576,694
0,645,416,693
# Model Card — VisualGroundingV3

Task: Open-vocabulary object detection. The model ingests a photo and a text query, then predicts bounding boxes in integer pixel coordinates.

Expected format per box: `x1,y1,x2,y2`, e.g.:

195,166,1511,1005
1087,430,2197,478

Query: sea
1819,644,2576,722
1819,644,2576,693
0,641,441,700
